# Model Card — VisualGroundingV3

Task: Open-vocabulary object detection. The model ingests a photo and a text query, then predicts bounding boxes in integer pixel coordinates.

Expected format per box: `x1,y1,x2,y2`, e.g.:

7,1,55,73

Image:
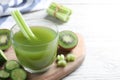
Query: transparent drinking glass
10,19,59,73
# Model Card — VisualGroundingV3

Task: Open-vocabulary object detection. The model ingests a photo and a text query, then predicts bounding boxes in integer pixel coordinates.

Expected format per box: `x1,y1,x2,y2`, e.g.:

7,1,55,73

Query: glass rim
10,19,59,47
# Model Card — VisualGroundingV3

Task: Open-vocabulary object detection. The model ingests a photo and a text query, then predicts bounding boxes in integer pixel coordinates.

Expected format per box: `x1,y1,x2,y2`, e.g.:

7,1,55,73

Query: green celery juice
12,26,58,70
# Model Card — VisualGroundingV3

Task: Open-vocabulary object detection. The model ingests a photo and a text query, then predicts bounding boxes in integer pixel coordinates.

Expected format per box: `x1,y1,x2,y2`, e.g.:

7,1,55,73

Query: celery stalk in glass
11,11,30,39
11,10,37,40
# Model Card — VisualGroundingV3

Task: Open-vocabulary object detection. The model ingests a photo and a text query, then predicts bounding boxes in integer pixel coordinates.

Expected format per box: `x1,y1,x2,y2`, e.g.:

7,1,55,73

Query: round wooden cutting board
4,33,85,80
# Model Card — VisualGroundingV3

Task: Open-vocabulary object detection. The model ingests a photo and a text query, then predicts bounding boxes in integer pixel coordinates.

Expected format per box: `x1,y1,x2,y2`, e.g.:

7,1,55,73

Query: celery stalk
11,10,37,40
15,10,36,40
47,8,69,22
49,2,72,15
11,11,30,39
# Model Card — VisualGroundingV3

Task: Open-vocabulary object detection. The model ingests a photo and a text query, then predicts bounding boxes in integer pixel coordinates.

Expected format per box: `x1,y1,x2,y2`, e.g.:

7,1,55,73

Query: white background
53,0,120,80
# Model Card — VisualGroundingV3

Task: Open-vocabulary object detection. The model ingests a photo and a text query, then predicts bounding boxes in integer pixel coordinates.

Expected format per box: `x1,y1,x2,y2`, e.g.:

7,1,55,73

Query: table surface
2,0,120,80
53,0,120,80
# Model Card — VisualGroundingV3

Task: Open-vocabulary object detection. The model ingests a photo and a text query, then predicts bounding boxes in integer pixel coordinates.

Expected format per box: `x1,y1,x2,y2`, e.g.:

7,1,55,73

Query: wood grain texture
4,34,85,80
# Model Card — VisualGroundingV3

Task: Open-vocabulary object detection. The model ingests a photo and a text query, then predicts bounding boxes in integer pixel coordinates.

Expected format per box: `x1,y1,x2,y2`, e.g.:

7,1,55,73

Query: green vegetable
47,2,72,22
66,53,75,62
49,2,72,15
11,10,37,40
57,54,65,61
57,60,67,67
5,60,20,71
11,68,27,80
0,70,10,79
0,50,7,66
0,59,28,80
47,8,69,22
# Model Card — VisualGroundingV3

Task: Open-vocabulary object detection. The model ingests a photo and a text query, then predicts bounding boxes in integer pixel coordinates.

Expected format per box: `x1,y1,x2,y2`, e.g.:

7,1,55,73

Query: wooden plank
4,33,85,80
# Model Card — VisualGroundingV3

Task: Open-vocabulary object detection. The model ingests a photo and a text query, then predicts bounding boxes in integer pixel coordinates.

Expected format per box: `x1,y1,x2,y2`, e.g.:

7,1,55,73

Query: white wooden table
2,0,120,80
54,0,120,80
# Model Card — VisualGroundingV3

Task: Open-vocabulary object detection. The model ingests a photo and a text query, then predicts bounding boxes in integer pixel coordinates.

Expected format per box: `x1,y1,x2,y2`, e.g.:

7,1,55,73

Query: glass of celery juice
10,19,59,73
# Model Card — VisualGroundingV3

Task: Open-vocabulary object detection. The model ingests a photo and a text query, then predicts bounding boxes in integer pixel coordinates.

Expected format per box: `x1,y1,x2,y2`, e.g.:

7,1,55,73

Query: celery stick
11,10,37,40
15,10,37,40
11,11,30,39
47,8,69,22
49,2,72,15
